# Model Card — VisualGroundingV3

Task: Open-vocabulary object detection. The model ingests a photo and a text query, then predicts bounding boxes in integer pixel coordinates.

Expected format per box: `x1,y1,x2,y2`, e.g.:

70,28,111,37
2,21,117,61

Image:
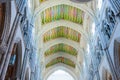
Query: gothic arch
40,40,81,60
5,40,23,79
37,20,89,42
34,0,94,20
45,52,76,65
43,38,80,52
44,64,78,80
114,37,120,77
40,38,84,60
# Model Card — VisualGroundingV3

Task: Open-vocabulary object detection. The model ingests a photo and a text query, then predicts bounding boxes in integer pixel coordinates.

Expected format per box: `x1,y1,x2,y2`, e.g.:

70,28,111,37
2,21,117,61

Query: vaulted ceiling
46,57,76,68
41,4,84,25
33,0,96,79
43,26,81,43
44,43,78,57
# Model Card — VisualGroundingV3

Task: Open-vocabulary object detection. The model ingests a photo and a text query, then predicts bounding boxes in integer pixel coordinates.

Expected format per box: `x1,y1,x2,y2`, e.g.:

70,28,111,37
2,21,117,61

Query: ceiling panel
43,26,81,43
41,4,83,25
44,43,78,57
46,57,75,68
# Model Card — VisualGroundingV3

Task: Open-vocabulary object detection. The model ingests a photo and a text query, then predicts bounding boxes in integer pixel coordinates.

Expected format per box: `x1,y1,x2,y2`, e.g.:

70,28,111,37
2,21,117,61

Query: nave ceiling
30,0,97,79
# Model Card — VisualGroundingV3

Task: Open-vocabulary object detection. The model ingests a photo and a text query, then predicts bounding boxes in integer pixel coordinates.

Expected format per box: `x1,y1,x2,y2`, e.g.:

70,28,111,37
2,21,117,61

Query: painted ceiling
39,0,46,3
38,0,87,70
41,4,83,25
44,43,78,57
46,57,75,68
43,26,81,43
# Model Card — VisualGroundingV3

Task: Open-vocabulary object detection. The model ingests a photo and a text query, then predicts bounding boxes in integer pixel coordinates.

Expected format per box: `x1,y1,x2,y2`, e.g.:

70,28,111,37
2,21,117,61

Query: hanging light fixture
70,0,92,3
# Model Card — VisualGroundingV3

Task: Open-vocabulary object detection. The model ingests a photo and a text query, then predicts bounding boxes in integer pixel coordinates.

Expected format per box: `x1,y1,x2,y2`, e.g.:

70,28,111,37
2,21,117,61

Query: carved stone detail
101,8,116,41
106,8,116,29
107,8,115,22
101,20,111,39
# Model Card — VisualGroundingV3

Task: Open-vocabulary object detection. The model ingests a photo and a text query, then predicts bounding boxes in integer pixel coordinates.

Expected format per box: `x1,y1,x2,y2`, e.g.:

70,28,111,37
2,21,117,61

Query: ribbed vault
41,4,83,25
45,52,76,65
34,0,94,19
33,0,95,79
44,65,79,80
43,26,81,43
46,57,76,68
44,43,78,57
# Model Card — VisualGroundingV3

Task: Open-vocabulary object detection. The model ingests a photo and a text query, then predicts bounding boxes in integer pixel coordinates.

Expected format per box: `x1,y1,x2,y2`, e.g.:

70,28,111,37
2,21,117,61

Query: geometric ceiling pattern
46,57,75,68
43,26,81,43
44,43,78,57
41,4,83,25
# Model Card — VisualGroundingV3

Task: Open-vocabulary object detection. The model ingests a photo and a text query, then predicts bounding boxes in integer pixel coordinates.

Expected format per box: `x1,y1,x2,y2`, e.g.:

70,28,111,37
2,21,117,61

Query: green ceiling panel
41,4,83,25
45,43,77,57
43,26,81,42
46,57,75,68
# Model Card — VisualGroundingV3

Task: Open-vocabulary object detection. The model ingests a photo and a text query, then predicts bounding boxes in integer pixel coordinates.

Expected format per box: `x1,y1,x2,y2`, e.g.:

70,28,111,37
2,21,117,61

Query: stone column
97,23,119,80
0,0,27,79
20,14,35,80
20,47,30,80
0,13,22,80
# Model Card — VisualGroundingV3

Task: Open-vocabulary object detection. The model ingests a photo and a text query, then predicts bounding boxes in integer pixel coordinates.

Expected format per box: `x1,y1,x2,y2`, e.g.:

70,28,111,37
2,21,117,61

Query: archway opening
5,42,22,79
47,69,75,80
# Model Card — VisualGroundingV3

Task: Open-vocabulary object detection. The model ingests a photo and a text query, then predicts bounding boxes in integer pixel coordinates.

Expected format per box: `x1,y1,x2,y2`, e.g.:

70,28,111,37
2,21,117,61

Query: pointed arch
36,20,89,43
44,64,78,80
42,39,79,55
45,52,76,65
43,26,81,43
46,57,76,68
